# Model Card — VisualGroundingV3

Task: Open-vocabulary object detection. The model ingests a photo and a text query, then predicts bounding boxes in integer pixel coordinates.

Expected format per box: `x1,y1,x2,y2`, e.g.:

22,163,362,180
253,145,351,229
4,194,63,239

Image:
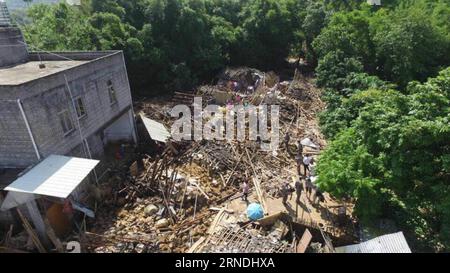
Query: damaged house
0,26,137,170
0,4,137,251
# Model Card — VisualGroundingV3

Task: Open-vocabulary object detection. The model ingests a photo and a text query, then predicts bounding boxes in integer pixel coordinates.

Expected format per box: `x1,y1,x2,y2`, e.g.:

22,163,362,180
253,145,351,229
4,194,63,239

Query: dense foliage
18,0,309,92
316,69,450,251
313,0,450,252
15,0,450,251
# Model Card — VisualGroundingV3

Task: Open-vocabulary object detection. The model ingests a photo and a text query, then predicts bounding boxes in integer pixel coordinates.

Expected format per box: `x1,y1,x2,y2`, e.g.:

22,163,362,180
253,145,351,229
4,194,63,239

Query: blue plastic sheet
247,203,264,220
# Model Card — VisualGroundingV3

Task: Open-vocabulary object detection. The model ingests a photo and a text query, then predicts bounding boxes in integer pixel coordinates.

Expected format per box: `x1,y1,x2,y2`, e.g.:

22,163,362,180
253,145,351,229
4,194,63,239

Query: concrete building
0,3,137,170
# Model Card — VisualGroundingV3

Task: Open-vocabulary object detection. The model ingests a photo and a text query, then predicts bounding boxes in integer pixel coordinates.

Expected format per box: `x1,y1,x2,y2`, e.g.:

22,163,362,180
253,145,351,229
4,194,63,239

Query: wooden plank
209,207,234,214
16,208,47,253
296,228,312,253
187,237,205,253
256,212,283,227
129,161,139,177
244,148,267,213
0,247,29,253
207,208,226,234
189,181,210,200
2,225,13,247
44,218,64,253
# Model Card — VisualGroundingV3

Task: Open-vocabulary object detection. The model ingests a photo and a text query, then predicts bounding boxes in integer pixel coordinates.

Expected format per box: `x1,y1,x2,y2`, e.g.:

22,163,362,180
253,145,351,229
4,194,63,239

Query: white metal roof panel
4,155,99,199
335,232,411,253
140,114,171,143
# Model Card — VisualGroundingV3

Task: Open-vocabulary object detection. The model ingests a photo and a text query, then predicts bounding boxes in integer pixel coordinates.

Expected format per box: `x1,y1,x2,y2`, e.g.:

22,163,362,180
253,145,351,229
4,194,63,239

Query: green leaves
372,10,448,88
316,50,364,90
315,1,450,89
236,0,296,69
23,2,97,51
314,6,449,245
318,68,450,251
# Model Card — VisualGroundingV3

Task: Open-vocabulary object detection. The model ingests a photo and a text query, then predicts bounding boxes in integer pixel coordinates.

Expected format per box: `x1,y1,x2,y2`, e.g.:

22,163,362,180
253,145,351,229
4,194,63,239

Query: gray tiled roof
0,1,12,27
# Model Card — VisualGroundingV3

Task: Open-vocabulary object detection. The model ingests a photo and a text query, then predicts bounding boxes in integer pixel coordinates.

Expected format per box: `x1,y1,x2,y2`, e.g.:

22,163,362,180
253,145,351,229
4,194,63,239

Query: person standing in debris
242,181,249,202
281,182,291,205
295,179,304,204
303,155,313,176
284,133,291,153
297,140,303,157
305,176,313,200
309,159,317,176
314,188,325,206
296,141,304,174
295,154,302,175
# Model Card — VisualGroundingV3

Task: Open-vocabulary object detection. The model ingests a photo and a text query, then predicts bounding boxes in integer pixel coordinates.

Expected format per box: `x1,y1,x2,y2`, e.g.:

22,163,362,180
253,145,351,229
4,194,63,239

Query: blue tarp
247,203,264,221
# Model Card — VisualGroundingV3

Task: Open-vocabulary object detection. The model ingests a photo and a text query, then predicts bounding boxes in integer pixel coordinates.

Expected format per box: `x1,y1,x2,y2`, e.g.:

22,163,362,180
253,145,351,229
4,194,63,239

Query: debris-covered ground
0,68,358,253
76,68,359,253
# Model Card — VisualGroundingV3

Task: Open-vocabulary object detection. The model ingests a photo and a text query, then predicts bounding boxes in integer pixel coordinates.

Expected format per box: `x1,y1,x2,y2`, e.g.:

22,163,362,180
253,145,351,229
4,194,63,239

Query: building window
107,80,117,105
58,110,74,135
74,96,87,118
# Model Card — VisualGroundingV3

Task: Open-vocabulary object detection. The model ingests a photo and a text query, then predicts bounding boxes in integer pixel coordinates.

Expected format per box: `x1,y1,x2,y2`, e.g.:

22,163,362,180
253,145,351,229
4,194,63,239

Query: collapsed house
75,67,365,254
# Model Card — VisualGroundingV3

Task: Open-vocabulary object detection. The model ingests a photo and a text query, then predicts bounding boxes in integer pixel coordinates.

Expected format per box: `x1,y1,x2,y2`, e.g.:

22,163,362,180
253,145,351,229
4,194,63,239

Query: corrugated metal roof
336,232,411,253
140,114,171,143
4,155,99,199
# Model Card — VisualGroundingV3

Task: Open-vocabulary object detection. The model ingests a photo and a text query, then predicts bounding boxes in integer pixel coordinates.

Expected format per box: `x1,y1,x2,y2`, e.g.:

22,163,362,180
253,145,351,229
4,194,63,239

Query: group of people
285,133,315,176
226,75,262,95
241,135,325,210
280,176,324,207
282,134,325,207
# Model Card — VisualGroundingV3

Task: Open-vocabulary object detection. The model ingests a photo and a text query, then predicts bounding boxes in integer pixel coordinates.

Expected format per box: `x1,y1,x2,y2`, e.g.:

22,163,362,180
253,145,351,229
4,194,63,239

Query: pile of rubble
197,214,292,253
80,67,350,253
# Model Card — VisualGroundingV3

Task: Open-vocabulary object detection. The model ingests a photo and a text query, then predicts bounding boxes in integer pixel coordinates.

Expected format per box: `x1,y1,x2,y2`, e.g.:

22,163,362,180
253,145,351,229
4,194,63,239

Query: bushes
318,72,394,139
317,68,450,251
315,51,363,90
314,1,450,89
20,0,315,93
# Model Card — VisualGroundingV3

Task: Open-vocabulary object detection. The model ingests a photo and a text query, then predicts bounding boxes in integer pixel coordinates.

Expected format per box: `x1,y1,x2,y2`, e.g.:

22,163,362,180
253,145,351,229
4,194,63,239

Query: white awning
3,155,99,199
140,114,171,143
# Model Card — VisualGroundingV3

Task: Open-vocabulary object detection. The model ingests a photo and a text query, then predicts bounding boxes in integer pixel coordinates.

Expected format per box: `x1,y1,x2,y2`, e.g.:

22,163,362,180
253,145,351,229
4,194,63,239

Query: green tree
23,3,96,51
236,0,294,69
315,50,363,90
313,10,375,72
371,8,448,88
319,76,396,139
302,0,327,66
317,68,450,251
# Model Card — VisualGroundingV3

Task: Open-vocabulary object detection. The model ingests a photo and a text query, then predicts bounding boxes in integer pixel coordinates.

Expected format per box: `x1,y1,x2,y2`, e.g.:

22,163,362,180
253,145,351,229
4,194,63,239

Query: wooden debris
296,229,312,253
187,237,205,253
44,218,64,253
16,208,46,253
129,161,139,177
